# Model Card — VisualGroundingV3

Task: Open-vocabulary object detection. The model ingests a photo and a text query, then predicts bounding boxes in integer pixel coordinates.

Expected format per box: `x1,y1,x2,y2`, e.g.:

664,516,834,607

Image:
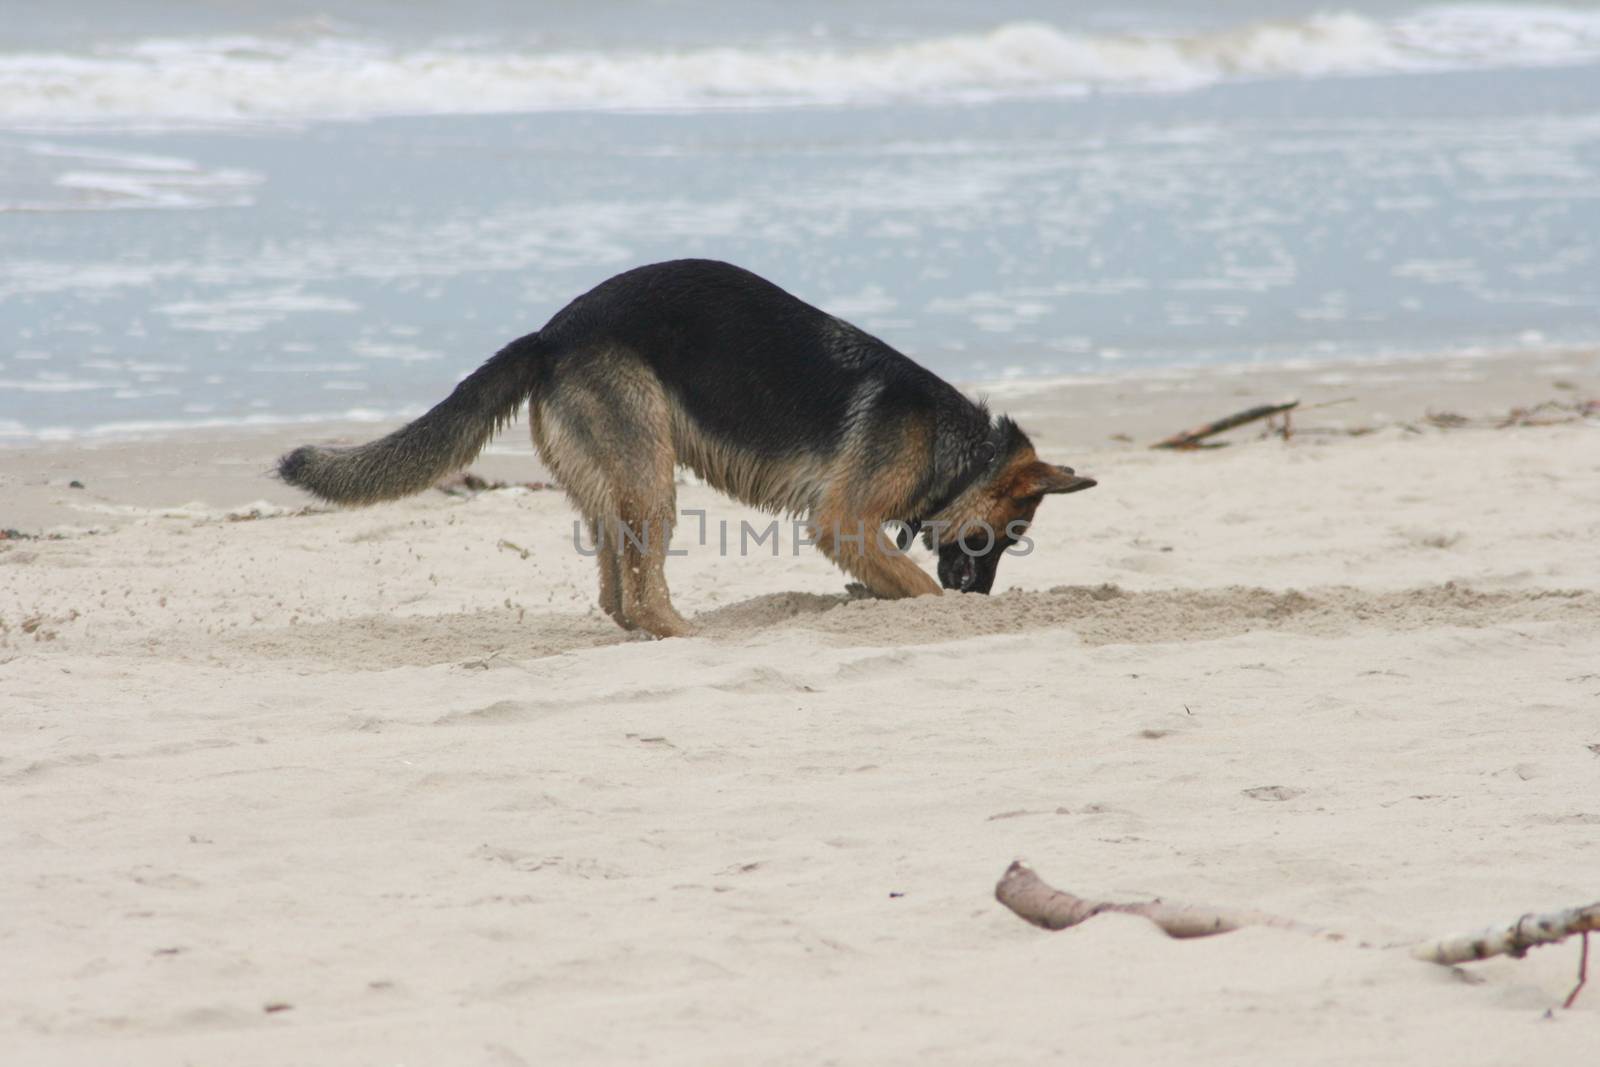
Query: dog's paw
843,582,877,601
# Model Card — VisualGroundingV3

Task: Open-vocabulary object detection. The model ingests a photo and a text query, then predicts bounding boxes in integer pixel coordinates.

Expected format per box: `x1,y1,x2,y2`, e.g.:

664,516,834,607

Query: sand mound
709,582,1594,647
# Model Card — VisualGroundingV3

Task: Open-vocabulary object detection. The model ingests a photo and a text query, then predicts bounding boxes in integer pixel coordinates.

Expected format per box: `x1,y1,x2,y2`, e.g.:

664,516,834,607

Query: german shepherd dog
279,260,1096,638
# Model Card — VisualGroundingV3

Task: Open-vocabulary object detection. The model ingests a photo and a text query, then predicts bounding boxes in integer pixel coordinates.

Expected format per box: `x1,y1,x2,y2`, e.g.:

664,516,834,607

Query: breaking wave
3,5,1600,125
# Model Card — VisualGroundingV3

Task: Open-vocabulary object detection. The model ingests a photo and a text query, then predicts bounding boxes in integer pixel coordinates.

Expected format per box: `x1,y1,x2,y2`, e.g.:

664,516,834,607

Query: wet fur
278,259,1092,637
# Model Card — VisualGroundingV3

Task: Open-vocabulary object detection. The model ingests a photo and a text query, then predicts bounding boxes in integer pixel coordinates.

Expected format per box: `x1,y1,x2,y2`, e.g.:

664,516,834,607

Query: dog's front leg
812,514,940,600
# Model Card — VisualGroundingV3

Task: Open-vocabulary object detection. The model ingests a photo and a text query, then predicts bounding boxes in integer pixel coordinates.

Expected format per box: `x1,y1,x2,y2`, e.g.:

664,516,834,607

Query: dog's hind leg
612,477,691,639
601,359,691,638
531,352,691,639
587,517,634,630
533,385,640,632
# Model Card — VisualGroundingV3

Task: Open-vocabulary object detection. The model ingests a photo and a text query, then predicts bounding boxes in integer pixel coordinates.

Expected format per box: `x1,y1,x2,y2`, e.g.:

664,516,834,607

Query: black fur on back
531,260,1017,510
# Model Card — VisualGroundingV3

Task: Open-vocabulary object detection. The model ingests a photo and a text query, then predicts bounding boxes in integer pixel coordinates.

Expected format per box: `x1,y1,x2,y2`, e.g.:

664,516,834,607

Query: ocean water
1,1,1598,441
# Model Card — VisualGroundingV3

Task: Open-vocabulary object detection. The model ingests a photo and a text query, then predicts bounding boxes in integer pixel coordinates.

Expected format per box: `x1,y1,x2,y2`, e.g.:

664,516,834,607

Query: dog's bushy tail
277,332,543,506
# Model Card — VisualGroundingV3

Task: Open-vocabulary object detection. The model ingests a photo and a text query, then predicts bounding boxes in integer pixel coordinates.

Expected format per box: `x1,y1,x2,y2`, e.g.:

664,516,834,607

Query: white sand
3,354,1599,1064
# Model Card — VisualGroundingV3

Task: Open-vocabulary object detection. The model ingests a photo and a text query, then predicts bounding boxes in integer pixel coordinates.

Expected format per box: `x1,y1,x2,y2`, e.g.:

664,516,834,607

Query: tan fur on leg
588,517,634,630
532,350,693,637
811,508,940,599
808,431,941,599
615,504,692,638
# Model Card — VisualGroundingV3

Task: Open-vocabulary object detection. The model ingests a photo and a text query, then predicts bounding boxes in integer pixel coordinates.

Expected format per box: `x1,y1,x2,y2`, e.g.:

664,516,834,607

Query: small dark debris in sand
436,472,556,497
889,891,905,899
68,480,84,489
1046,582,1126,602
1243,785,1305,802
226,505,317,523
1421,398,1600,431
19,612,72,641
497,539,531,560
1587,744,1600,758
263,1002,293,1014
152,947,183,956
1,528,38,541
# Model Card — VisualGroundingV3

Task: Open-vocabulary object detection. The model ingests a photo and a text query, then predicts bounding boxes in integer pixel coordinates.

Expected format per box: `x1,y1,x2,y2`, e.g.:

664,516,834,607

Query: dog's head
931,424,1096,593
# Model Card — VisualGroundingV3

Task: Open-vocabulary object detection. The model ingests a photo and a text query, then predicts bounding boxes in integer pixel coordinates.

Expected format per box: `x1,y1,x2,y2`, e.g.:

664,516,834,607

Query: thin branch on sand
995,861,1599,1006
1152,400,1300,450
1563,932,1589,1010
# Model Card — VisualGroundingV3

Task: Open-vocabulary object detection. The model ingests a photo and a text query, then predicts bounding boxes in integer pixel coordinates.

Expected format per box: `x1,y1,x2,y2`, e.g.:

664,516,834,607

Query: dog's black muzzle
937,536,1013,594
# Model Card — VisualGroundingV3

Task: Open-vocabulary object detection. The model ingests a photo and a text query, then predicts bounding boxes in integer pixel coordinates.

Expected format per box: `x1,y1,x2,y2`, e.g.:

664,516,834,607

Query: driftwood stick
1152,400,1300,450
994,861,1331,941
996,860,1599,996
1409,902,1600,965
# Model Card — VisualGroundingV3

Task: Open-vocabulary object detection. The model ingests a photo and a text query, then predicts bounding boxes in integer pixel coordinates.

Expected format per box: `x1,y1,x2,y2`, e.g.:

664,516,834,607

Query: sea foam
2,6,1600,126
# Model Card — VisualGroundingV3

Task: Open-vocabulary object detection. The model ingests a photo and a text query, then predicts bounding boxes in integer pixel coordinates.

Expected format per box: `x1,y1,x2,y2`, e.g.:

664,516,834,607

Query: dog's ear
1014,461,1096,497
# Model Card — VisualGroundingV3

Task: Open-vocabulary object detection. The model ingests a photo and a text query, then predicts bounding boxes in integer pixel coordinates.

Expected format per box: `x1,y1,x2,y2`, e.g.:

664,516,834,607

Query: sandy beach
6,1,1600,1060
3,349,1598,1064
